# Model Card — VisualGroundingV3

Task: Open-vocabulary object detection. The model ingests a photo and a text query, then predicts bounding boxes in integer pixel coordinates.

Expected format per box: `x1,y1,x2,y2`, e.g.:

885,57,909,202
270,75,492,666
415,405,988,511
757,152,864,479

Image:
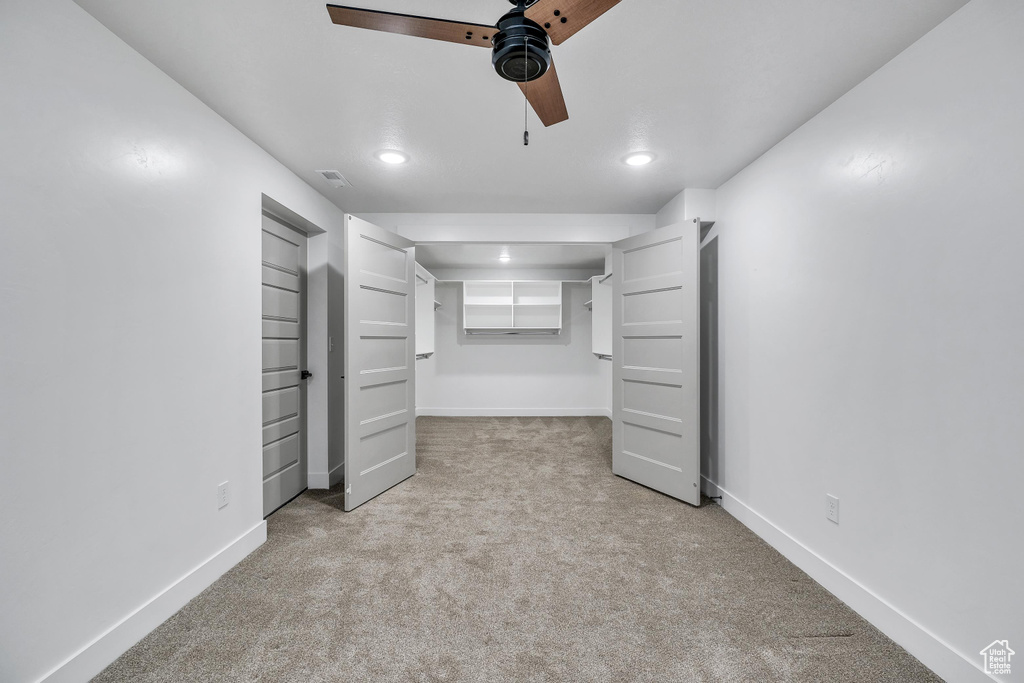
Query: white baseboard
308,462,344,489
417,408,611,417
701,477,992,683
38,522,267,683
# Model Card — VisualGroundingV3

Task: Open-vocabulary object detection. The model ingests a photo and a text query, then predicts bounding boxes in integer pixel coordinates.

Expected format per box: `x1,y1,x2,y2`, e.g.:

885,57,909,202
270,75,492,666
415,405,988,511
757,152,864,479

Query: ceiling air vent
316,170,350,188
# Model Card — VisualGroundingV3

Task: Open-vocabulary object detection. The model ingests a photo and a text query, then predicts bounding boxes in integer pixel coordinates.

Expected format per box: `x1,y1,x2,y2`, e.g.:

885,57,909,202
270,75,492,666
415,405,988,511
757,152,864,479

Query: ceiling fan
326,0,622,129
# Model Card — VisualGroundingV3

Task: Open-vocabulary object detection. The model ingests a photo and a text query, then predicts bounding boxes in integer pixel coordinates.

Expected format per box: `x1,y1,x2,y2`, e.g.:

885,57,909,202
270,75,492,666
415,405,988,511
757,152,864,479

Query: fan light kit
326,0,623,141
375,150,408,164
624,152,655,166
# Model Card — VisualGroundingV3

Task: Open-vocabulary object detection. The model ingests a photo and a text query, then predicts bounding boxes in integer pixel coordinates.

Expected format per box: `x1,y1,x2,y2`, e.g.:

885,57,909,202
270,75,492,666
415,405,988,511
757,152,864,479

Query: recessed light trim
624,152,655,166
375,150,408,165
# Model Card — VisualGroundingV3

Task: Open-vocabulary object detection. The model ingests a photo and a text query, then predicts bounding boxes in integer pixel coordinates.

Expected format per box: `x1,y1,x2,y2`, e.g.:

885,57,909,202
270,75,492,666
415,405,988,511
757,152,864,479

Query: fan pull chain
523,40,529,146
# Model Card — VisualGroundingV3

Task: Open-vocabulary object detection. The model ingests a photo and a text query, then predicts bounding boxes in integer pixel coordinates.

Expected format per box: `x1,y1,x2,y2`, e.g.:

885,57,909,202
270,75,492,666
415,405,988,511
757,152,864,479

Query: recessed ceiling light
375,150,408,165
624,152,655,166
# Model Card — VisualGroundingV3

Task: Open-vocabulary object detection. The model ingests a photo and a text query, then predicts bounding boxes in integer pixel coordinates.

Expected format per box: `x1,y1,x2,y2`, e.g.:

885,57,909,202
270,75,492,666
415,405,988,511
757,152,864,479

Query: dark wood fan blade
517,59,569,127
326,5,495,48
525,0,622,45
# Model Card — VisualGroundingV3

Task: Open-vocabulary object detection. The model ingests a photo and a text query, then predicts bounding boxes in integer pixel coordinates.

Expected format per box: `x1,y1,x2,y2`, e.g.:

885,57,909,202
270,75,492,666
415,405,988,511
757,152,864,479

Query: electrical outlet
826,494,839,524
217,481,229,510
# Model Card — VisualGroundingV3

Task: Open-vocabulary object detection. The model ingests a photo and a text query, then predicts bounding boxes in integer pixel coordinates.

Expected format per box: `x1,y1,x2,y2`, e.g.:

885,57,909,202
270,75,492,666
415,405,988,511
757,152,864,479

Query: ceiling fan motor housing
492,6,551,82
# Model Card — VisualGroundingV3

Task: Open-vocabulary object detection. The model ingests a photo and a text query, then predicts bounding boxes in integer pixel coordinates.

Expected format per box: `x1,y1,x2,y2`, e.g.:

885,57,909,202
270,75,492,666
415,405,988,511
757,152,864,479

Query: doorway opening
260,196,328,518
700,234,719,492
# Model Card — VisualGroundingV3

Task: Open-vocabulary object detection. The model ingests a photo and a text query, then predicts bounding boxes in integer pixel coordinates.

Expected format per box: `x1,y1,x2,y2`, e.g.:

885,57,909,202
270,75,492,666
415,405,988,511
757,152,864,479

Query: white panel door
612,220,701,506
262,214,308,516
344,215,416,511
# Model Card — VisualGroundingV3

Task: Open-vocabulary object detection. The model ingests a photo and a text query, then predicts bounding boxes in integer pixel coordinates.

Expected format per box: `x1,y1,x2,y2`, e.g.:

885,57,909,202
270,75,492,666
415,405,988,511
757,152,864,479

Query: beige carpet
95,416,940,682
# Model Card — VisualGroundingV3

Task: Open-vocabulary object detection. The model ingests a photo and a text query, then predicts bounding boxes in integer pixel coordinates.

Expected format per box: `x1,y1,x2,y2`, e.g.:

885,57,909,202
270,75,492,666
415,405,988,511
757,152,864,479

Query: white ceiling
73,0,968,214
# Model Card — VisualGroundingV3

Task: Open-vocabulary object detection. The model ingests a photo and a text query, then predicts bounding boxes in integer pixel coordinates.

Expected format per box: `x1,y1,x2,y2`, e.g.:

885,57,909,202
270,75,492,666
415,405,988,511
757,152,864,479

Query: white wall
358,213,655,242
0,2,345,681
655,189,717,228
418,282,611,416
305,223,330,487
325,228,346,487
707,1,1023,680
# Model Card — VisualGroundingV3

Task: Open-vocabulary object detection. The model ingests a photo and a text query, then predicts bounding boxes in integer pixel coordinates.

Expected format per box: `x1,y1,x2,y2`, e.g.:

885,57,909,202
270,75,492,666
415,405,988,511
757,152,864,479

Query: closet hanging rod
465,330,559,336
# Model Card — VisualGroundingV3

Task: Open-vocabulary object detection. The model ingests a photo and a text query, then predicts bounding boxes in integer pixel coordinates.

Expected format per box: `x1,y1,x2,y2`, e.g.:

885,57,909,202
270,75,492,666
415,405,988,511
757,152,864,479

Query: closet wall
361,213,654,416
418,282,610,416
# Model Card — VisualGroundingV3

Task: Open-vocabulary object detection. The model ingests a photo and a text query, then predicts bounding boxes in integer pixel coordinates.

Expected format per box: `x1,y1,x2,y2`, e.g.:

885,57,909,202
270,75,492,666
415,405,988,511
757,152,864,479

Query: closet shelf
463,280,562,333
466,329,560,336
